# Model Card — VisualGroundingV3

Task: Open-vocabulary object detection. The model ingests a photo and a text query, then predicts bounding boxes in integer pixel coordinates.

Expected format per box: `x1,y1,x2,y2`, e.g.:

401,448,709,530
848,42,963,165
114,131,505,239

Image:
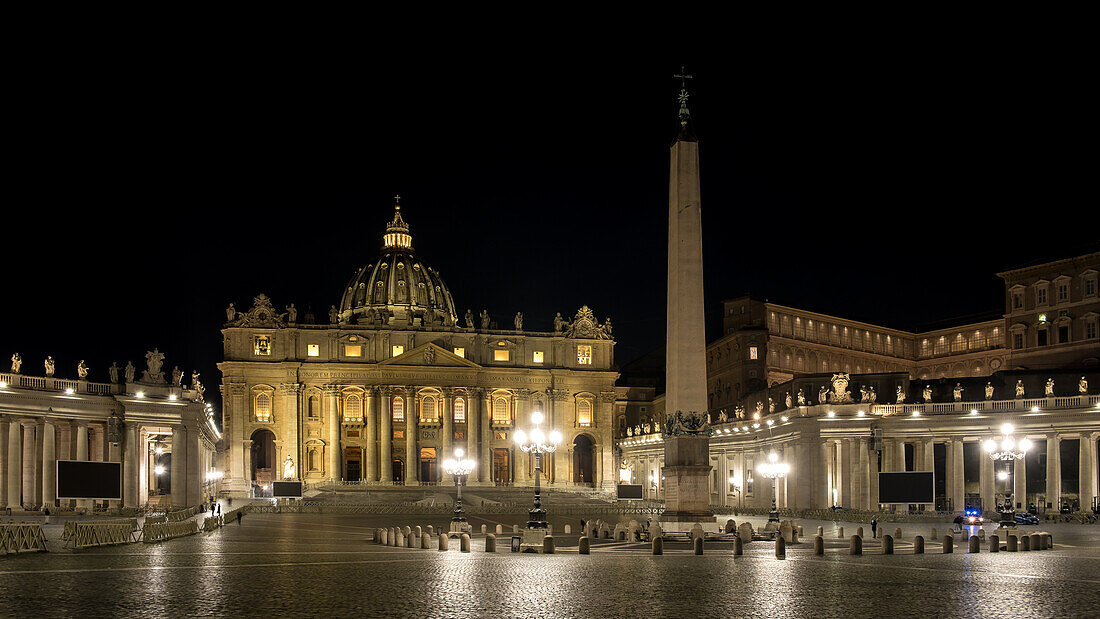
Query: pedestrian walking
217,503,222,516
44,507,50,525
236,511,243,526
870,517,878,539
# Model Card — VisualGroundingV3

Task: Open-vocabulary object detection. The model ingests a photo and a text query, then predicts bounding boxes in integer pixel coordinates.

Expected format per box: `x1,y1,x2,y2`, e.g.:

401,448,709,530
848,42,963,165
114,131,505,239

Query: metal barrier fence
1,523,48,554
142,519,199,543
202,515,224,531
166,506,198,522
73,522,138,549
144,514,169,525
246,500,667,516
61,518,139,542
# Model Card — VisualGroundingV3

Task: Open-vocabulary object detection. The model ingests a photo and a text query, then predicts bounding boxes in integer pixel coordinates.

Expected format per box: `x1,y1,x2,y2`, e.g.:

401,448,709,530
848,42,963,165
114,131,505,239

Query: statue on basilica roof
563,306,612,340
10,352,21,374
480,310,491,330
1081,376,1089,394
44,356,55,377
287,303,298,323
77,360,89,380
465,309,474,329
108,362,119,384
124,361,135,383
553,312,566,333
226,303,236,323
514,312,524,331
1045,378,1055,397
985,382,994,400
329,305,338,324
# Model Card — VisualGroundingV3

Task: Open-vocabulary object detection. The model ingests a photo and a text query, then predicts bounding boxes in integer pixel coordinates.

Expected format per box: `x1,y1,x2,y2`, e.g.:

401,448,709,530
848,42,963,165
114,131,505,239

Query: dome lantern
383,196,413,250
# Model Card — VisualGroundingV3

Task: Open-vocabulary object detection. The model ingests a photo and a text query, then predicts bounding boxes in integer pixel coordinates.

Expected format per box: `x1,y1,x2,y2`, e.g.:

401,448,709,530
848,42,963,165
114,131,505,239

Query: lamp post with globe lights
983,422,1031,528
757,451,790,524
514,409,561,530
442,447,475,534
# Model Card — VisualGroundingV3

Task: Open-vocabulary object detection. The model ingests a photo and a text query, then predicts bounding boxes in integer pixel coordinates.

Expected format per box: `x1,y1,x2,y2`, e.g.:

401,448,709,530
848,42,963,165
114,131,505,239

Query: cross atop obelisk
673,66,694,133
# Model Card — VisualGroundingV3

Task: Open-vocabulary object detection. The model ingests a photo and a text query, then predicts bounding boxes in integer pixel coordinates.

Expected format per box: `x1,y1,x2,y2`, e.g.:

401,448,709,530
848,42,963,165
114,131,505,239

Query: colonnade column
379,388,392,483
896,439,907,472
22,424,36,508
365,389,378,482
0,421,7,508
441,388,453,459
123,423,140,508
405,387,418,485
1046,435,1060,511
839,439,852,509
1081,434,1096,513
169,425,184,507
950,439,964,513
325,386,340,481
923,439,934,473
7,419,20,508
1013,450,1027,511
979,442,994,513
816,440,829,508
186,425,201,507
466,390,479,483
41,421,55,508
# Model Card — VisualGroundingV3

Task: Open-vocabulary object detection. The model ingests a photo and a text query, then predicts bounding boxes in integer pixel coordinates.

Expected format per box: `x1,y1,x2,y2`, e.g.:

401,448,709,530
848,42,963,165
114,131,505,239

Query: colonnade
1,417,103,509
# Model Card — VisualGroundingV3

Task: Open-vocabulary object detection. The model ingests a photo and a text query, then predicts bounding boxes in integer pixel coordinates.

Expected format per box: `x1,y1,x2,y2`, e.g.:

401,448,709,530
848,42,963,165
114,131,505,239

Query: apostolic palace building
618,251,1100,516
217,205,619,494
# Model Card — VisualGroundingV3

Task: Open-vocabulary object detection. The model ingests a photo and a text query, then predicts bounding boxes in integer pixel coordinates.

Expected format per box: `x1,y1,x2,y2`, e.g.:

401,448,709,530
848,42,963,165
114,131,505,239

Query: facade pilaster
379,387,392,483
325,385,340,480
479,390,491,483
442,388,453,459
896,439,907,472
405,386,418,485
514,390,529,485
282,383,301,481
365,389,378,482
467,389,480,483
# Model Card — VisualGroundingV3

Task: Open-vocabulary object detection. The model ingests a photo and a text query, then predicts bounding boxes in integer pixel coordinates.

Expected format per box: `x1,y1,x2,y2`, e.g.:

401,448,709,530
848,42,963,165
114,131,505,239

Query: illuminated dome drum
337,202,458,328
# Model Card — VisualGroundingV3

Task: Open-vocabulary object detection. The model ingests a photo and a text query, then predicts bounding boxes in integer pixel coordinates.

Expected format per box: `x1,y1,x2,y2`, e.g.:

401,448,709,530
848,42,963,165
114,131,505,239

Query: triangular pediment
378,342,481,368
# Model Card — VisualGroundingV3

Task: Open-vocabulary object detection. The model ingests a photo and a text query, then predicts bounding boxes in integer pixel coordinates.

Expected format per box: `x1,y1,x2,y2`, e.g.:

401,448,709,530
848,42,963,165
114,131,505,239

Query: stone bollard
513,524,519,534
652,537,663,555
776,535,786,559
990,534,999,552
931,528,937,540
914,535,924,554
495,524,503,535
814,535,824,555
403,526,412,538
1041,533,1051,550
850,535,863,555
460,533,471,553
797,525,804,537
481,524,487,534
398,531,407,548
486,534,496,552
439,533,449,551
837,526,844,539
1006,534,1017,552
856,526,864,538
725,518,736,533
564,524,571,534
579,536,590,555
734,536,744,555
427,525,434,536
389,528,397,546
894,527,902,540
978,528,985,540
882,534,894,555
969,535,980,553
415,525,422,539
1020,535,1030,551
817,526,824,537
942,535,953,553
1029,533,1041,551
1046,533,1053,549
543,536,555,554
694,537,704,555
379,529,387,545
422,532,431,549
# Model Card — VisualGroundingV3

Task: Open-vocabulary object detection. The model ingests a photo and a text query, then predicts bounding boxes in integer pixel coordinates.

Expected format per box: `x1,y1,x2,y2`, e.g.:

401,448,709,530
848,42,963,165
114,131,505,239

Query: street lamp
514,410,562,529
983,422,1030,528
757,451,790,524
442,447,476,534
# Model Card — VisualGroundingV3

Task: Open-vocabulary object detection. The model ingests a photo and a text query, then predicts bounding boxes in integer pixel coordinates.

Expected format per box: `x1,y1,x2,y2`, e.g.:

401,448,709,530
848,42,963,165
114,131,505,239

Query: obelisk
660,70,715,531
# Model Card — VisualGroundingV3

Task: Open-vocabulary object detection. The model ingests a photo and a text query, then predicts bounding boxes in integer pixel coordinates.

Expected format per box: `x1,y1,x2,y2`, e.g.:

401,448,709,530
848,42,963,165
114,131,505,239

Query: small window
533,351,544,363
1058,325,1070,343
454,397,466,422
254,335,271,356
1037,330,1048,346
577,345,592,365
1085,278,1096,296
749,346,758,360
453,347,465,358
492,396,510,423
1013,293,1023,309
1037,288,1047,304
308,394,320,418
577,399,592,426
392,397,405,422
255,392,272,422
392,345,404,357
1013,333,1024,349
345,345,362,357
1086,320,1098,339
421,395,438,422
494,349,510,362
345,394,362,422
307,344,320,357
1057,283,1068,301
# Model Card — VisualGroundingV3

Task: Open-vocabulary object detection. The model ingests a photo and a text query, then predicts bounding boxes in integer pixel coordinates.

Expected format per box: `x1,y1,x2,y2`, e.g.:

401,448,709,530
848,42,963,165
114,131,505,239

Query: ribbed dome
337,203,459,328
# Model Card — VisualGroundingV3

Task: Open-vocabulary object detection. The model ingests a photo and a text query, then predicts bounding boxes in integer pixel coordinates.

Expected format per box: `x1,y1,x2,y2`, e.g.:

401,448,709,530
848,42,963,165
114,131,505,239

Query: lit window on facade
255,392,272,423
577,345,592,365
492,396,510,423
533,351,544,363
577,399,592,426
254,335,271,356
307,344,319,357
420,395,437,422
453,397,465,422
493,349,510,362
345,345,362,357
345,394,362,422
392,397,404,422
392,345,404,357
748,346,758,360
453,347,465,358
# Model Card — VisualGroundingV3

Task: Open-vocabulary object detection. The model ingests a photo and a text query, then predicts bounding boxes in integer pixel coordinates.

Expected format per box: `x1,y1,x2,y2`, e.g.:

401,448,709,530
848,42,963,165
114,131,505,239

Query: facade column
467,390,479,483
0,421,7,508
479,391,491,484
950,439,964,513
817,440,829,508
123,423,140,508
41,421,56,508
1046,435,1061,511
1080,434,1096,514
514,392,529,486
186,425,201,507
283,383,300,481
325,386,340,481
22,423,36,508
923,440,934,473
169,425,185,507
839,439,852,509
896,439,907,472
441,389,453,459
405,387,418,485
379,388,392,483
1013,450,1027,511
365,389,378,482
242,439,252,490
856,438,869,510
7,420,20,508
979,442,994,514
869,447,880,509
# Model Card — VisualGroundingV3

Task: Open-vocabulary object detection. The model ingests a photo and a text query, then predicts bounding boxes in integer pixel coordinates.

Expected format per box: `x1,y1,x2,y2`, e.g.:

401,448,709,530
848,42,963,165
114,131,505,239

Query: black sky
3,31,1096,414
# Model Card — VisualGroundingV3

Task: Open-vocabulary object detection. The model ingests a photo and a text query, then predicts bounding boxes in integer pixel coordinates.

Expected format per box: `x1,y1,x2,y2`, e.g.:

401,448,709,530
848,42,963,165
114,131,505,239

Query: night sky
4,40,1096,414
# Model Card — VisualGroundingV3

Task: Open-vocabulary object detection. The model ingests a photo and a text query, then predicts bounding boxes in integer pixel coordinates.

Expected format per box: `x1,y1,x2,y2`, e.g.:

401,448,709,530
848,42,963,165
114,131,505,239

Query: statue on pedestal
922,385,932,403
479,310,491,330
985,382,994,400
171,366,183,387
1045,378,1055,397
44,356,55,377
329,305,338,324
141,349,166,384
754,401,764,417
10,352,21,374
283,456,296,480
604,317,613,337
553,312,565,333
860,385,870,403
226,303,236,323
627,426,633,437
286,303,298,323
1080,376,1089,395
514,312,523,331
785,392,792,408
124,361,135,383
953,383,964,402
797,389,806,406
718,410,727,423
868,386,877,403
734,404,745,419
768,397,775,413
828,373,853,404
108,362,119,384
818,385,829,406
1015,380,1025,398
77,360,89,380
896,385,906,404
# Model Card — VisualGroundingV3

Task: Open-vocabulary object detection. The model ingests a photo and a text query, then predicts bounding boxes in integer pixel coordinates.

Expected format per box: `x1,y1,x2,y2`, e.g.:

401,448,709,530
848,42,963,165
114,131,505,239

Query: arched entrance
392,458,405,484
250,429,276,483
573,435,595,487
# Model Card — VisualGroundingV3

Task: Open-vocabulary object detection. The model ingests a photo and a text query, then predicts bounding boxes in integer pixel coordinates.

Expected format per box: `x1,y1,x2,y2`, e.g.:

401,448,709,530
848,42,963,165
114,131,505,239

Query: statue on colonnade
10,352,21,374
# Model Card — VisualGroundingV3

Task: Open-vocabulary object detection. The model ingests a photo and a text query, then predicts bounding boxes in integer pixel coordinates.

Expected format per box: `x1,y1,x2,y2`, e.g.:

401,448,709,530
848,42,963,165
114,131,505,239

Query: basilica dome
337,203,459,328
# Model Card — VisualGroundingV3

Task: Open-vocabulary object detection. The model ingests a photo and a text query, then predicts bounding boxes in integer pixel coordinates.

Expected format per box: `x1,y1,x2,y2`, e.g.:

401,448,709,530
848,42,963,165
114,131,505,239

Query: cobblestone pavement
2,512,1099,618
